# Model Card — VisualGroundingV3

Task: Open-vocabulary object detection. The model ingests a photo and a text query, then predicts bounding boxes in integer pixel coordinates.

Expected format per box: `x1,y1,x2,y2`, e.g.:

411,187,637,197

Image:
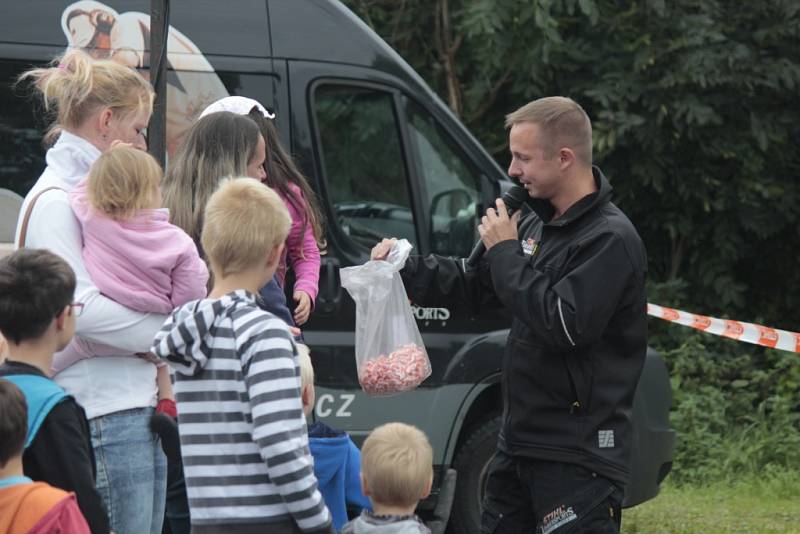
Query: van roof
269,1,428,86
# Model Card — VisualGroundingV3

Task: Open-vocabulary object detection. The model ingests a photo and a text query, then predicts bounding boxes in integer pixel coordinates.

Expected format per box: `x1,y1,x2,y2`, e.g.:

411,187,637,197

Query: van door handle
317,257,341,314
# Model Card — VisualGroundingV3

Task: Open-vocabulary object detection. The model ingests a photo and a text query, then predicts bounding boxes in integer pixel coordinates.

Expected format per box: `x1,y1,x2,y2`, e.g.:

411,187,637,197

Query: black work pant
480,450,623,534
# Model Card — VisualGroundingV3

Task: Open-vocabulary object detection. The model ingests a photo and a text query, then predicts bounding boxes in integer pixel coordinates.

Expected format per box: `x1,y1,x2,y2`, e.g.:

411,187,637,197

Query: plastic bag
340,239,431,396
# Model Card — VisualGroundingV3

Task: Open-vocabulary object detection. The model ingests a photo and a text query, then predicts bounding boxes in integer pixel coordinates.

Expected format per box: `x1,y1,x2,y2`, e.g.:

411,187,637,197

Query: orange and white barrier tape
647,303,800,354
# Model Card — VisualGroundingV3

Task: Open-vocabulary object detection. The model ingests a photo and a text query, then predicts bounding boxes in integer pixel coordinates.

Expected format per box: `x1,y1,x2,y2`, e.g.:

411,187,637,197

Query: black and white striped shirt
152,290,332,532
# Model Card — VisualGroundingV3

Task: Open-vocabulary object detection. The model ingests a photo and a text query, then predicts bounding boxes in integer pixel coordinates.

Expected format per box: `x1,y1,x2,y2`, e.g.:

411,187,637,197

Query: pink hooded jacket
52,180,209,373
68,180,208,314
276,182,321,304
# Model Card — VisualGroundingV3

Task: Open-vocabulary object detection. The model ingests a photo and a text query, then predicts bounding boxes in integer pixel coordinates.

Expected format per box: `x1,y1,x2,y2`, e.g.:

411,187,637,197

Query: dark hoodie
0,361,110,534
402,167,647,485
308,422,371,530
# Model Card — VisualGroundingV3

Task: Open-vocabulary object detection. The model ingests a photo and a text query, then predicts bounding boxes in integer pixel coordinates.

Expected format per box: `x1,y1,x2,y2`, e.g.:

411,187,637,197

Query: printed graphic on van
61,1,229,154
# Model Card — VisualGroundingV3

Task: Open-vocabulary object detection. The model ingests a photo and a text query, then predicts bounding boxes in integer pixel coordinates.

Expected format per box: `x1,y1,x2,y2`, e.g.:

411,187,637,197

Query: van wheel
448,415,501,534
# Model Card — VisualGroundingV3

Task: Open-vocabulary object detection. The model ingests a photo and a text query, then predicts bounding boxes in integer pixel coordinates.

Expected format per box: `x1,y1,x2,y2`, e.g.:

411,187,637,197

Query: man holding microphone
371,97,647,533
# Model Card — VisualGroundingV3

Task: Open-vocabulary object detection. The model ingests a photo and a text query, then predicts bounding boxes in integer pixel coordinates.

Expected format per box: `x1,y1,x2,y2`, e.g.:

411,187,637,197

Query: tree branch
466,66,514,124
669,233,686,280
390,0,407,43
435,0,462,116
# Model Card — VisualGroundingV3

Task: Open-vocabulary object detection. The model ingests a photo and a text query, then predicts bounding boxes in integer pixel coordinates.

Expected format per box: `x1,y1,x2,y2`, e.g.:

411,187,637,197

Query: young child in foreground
151,177,332,534
298,344,371,529
54,145,209,417
0,249,109,533
341,422,433,534
0,379,90,534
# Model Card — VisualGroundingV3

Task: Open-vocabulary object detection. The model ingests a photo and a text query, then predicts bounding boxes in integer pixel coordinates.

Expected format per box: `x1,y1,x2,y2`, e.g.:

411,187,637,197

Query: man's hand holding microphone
477,198,521,250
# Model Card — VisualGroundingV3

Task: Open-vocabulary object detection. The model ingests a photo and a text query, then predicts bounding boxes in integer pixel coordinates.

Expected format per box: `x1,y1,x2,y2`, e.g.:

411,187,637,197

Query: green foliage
660,330,800,485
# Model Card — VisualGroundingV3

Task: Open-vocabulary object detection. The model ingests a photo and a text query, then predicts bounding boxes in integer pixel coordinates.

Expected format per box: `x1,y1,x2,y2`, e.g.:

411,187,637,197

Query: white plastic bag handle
384,239,413,271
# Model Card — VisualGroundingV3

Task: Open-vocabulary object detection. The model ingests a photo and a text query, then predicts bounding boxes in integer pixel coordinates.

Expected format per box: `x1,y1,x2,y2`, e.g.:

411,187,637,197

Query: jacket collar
44,130,102,190
527,166,613,227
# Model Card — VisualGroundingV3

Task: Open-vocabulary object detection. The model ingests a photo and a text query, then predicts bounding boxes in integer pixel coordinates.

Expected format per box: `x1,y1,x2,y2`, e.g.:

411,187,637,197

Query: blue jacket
258,275,295,327
3,373,68,447
308,422,371,531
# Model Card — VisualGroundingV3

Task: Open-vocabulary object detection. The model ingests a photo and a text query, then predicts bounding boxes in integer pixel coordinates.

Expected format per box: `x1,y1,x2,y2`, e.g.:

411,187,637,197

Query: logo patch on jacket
540,504,577,534
521,237,538,256
598,429,615,448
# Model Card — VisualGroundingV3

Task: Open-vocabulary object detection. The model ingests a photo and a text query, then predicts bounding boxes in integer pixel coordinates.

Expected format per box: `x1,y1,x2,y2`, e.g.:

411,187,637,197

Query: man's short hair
505,96,593,165
361,422,433,508
0,380,28,468
201,177,291,277
297,344,314,391
0,249,76,344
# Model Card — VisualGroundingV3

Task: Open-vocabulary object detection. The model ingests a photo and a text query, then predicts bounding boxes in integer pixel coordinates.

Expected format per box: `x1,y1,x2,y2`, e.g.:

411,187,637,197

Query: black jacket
0,361,111,534
402,167,647,485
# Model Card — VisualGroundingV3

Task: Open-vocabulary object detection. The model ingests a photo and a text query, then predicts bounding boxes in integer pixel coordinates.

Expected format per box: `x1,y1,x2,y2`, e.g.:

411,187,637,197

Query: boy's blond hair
201,178,291,277
361,423,433,507
87,146,162,220
297,344,314,390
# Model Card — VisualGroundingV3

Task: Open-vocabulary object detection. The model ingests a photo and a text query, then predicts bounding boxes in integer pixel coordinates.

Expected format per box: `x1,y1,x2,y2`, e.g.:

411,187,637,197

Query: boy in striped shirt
152,178,332,534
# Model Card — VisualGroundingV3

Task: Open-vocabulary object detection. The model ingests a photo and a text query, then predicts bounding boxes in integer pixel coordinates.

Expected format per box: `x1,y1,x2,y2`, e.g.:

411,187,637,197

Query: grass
622,473,800,533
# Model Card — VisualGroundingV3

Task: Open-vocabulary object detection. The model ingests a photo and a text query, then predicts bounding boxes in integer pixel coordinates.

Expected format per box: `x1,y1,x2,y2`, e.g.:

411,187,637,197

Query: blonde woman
52,146,208,411
17,49,167,534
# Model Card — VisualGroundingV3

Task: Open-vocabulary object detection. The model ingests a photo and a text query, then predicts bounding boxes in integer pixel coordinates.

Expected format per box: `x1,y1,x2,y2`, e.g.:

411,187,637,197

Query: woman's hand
293,290,312,325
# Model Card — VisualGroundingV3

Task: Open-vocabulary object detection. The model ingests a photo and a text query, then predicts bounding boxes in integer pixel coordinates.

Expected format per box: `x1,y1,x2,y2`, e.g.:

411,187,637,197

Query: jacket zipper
563,358,582,414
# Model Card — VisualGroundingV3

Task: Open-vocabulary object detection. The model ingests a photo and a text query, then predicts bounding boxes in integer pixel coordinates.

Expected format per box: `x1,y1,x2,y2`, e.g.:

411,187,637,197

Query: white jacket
15,131,165,419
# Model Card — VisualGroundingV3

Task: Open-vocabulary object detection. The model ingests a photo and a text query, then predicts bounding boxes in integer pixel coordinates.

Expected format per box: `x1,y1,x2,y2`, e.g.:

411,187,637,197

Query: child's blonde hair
87,146,162,220
297,344,314,391
201,178,291,277
361,423,433,508
18,49,154,143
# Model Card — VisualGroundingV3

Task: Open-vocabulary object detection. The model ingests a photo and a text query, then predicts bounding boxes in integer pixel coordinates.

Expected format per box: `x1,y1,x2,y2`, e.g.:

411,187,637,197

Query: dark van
0,1,675,531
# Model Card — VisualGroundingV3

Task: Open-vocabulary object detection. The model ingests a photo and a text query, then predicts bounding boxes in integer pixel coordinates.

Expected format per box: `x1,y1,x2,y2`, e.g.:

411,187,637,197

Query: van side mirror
316,256,342,315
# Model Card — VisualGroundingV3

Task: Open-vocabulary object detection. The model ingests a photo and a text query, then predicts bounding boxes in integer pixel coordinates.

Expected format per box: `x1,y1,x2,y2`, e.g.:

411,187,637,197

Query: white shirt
15,131,166,419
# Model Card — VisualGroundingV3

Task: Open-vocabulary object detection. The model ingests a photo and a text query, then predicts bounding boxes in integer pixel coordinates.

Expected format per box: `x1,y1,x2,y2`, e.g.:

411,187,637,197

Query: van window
313,84,416,249
406,101,482,257
0,60,49,246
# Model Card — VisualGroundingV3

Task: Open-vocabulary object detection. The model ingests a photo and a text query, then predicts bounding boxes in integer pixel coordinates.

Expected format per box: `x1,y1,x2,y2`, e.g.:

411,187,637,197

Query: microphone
466,184,528,268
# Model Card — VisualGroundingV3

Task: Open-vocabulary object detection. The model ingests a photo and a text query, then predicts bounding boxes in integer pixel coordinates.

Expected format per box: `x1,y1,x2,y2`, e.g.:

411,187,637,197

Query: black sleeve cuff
484,239,520,265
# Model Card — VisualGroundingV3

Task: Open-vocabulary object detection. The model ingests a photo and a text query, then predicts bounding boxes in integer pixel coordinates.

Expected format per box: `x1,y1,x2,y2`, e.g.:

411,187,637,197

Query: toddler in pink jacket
54,146,208,405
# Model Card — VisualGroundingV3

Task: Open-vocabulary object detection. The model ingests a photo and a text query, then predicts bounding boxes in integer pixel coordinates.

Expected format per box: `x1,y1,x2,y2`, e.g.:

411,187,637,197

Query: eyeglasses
70,302,85,317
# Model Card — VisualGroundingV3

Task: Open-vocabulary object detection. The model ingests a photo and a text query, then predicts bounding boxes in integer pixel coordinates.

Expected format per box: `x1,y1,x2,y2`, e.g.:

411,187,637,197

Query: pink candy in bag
340,239,431,396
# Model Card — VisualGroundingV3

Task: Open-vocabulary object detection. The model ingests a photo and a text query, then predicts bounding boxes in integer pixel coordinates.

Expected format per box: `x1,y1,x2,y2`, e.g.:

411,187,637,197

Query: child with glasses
0,248,110,533
52,145,209,419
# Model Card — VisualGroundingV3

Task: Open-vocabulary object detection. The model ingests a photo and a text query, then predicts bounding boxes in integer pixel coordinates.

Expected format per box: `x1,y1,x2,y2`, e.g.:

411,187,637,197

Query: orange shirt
0,480,90,534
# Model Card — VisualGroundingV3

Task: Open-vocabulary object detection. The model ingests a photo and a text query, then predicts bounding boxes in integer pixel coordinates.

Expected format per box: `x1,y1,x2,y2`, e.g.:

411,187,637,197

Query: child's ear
54,304,71,332
360,473,370,497
301,384,312,409
420,473,433,499
265,243,285,268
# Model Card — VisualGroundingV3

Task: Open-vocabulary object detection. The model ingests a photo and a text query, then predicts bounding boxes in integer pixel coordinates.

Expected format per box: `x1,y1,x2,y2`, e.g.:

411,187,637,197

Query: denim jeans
90,407,167,534
481,450,623,534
